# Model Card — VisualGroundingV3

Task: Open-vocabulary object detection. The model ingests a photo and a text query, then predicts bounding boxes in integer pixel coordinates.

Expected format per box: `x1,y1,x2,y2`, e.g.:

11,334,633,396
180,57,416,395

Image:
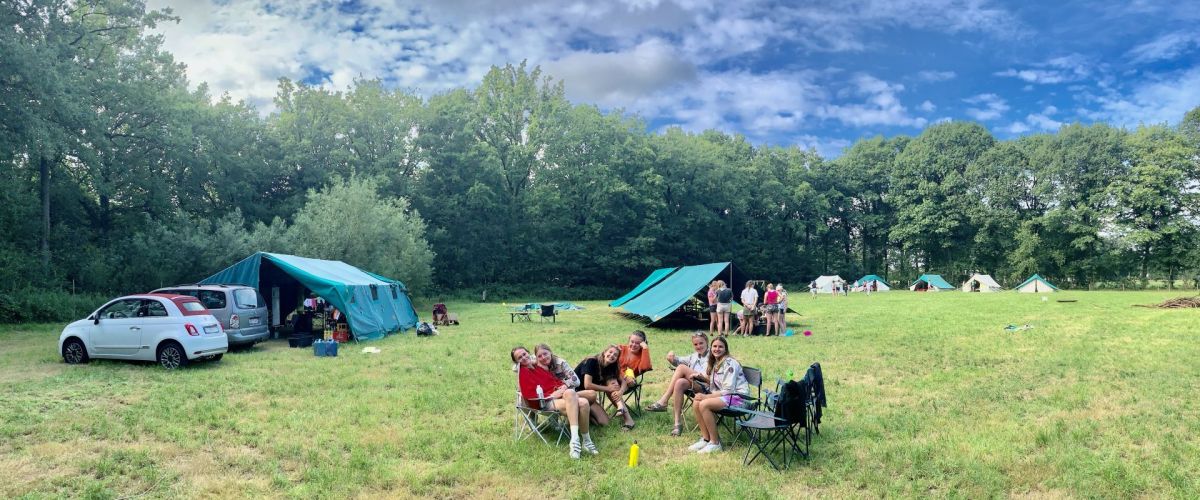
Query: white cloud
995,53,1091,85
919,100,936,112
1127,31,1200,63
817,74,927,128
963,93,1009,121
1085,66,1200,127
545,39,697,106
1004,106,1063,135
916,70,956,82
795,135,852,158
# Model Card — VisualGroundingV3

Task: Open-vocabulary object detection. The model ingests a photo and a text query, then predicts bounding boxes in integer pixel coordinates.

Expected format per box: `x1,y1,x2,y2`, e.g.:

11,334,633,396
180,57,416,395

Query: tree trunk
40,155,51,270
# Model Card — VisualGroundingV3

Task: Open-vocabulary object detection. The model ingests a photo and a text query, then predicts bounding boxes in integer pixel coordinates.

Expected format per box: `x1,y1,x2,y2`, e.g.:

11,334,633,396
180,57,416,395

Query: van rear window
233,289,260,309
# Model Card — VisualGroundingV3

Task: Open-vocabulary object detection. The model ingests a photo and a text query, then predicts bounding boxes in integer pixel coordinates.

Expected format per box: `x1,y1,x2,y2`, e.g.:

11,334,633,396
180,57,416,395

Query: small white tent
962,274,1003,292
1016,274,1059,293
812,275,846,293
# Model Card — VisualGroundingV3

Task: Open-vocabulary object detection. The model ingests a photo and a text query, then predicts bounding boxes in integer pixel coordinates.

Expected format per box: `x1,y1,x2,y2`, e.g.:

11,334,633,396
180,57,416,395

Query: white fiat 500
59,294,228,369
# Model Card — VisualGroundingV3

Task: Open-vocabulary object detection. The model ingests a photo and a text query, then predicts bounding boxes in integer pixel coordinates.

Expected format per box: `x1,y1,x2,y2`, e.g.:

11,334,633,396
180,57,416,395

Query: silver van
152,284,269,347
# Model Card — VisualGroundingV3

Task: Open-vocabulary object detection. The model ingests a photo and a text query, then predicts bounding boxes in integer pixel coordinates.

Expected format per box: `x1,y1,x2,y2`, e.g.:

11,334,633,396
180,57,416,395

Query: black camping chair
715,366,763,446
738,362,827,470
539,304,557,323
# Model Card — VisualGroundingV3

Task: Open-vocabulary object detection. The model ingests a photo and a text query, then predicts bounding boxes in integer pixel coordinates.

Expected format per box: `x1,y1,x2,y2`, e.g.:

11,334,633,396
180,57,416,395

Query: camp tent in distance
1016,274,1059,293
618,262,749,325
609,266,679,307
852,274,890,291
909,274,954,291
961,274,1003,292
812,275,847,293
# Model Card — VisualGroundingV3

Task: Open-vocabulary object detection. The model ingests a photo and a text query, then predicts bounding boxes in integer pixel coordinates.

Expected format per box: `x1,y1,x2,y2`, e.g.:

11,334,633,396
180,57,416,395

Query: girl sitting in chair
687,336,749,454
575,345,635,430
645,331,710,436
512,346,597,459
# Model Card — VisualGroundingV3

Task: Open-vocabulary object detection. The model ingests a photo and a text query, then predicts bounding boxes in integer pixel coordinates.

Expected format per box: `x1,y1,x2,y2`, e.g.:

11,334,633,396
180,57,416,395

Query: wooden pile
1137,296,1200,308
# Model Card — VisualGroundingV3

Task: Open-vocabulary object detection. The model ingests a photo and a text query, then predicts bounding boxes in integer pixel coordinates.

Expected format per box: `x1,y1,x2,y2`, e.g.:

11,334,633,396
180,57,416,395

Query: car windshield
233,289,260,309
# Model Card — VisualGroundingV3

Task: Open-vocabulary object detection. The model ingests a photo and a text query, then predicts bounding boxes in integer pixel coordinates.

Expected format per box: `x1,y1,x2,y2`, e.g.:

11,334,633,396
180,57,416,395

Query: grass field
3,291,1200,498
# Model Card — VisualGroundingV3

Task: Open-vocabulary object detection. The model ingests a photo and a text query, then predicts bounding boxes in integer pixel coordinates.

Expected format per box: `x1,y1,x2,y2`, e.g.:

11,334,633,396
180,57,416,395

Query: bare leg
670,378,691,426
576,397,590,433
653,365,696,405
698,397,728,445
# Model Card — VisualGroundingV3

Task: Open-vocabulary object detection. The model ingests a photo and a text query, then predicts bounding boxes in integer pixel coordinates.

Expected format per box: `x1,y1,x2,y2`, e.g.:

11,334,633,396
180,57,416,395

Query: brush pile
1137,296,1200,308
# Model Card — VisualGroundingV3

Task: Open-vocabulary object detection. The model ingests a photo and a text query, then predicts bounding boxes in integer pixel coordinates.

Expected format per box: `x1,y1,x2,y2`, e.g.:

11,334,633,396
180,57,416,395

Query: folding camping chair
715,366,763,446
737,362,827,470
601,371,645,417
513,370,567,446
539,304,558,323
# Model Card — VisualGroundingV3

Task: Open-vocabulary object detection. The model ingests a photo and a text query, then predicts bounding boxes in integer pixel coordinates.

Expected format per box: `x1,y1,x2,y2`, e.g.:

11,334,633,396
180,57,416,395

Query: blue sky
149,0,1200,157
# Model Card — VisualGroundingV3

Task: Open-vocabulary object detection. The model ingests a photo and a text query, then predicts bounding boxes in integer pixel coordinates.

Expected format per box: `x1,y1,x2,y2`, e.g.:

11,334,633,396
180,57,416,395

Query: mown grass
2,291,1199,498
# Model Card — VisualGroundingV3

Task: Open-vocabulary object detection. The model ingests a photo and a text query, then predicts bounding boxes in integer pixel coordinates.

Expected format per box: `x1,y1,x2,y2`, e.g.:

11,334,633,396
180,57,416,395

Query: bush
0,288,112,323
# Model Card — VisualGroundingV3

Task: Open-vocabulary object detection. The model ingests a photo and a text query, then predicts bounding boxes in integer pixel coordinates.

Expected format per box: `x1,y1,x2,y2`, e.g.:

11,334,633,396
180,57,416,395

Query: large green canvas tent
619,262,748,324
609,266,679,307
200,252,418,341
909,274,954,291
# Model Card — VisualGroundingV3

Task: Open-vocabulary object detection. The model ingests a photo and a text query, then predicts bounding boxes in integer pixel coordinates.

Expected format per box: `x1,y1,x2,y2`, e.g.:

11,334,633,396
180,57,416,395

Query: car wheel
62,338,89,364
156,341,188,370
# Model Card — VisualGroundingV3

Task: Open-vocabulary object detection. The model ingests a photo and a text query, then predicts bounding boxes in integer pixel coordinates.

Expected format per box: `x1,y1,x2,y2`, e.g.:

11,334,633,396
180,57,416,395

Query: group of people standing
706,281,789,336
510,330,751,458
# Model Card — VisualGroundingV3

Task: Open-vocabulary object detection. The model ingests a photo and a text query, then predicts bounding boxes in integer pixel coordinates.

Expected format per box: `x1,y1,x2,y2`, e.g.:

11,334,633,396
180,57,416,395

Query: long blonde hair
706,337,730,380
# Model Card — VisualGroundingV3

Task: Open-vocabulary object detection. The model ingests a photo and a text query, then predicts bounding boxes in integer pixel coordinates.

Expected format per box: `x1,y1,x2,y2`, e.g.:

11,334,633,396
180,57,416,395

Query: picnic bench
509,311,532,322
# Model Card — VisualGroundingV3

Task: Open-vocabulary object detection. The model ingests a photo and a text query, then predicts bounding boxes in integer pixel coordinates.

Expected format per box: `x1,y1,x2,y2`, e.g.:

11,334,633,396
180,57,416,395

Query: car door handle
129,326,141,331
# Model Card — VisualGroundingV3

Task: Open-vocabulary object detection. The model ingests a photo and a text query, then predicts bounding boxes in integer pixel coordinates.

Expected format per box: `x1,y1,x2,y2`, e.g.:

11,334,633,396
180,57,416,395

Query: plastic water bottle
536,385,544,400
628,440,639,467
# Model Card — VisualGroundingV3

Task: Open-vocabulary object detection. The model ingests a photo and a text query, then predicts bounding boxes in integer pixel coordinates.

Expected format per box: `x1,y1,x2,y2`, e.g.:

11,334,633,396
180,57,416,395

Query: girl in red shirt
512,346,597,459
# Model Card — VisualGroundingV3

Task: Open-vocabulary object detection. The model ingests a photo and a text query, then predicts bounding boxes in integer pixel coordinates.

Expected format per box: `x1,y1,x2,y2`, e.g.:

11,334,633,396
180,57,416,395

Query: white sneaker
582,435,599,455
688,439,709,451
697,442,723,454
570,439,581,459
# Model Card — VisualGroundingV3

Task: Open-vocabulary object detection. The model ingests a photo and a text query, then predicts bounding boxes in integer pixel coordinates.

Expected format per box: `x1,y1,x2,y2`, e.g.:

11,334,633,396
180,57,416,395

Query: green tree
289,177,434,294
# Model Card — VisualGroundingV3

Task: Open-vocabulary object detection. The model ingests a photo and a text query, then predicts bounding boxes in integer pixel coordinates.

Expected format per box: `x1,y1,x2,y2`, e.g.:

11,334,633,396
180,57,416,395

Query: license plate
249,317,261,326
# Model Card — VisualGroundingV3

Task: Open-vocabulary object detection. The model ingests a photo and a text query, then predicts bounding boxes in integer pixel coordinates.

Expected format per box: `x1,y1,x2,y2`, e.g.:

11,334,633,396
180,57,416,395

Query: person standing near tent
714,281,733,336
775,284,788,332
809,280,818,298
763,284,779,336
738,281,759,336
706,281,719,335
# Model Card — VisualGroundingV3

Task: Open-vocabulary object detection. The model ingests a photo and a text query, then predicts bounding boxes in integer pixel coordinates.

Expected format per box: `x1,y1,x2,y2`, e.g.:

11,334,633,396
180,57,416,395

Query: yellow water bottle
628,440,639,467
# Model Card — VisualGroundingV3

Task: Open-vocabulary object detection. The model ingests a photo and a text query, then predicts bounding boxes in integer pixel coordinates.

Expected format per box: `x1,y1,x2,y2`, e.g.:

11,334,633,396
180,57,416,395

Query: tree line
4,0,1200,307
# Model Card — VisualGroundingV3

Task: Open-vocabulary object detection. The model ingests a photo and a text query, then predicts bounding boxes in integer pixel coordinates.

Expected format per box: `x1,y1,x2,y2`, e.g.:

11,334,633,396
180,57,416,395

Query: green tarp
620,262,747,323
200,252,418,341
609,267,679,307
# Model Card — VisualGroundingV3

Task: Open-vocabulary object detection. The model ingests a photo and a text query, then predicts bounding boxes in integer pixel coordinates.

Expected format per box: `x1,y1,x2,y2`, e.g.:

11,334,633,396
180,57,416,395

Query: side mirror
92,316,100,325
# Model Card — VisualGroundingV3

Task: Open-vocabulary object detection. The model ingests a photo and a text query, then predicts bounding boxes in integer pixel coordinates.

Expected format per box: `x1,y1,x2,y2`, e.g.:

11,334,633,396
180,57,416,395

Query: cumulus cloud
817,74,927,128
545,39,697,105
919,100,936,112
963,93,1009,121
795,135,853,158
1085,66,1200,127
1004,105,1063,135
